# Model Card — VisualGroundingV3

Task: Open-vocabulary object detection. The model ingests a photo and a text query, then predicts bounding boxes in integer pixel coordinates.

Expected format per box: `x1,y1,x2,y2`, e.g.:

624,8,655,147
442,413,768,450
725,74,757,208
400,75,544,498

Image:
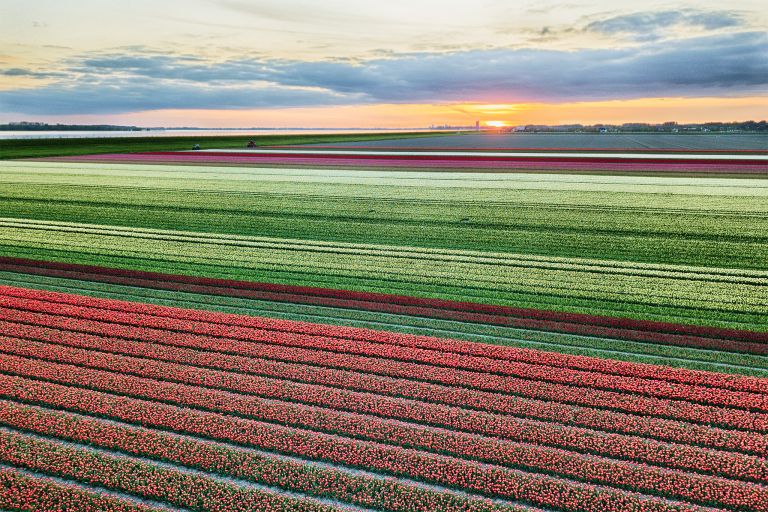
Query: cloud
74,54,275,84
0,68,66,79
252,31,768,102
585,9,745,41
0,31,765,115
212,0,355,24
0,79,359,115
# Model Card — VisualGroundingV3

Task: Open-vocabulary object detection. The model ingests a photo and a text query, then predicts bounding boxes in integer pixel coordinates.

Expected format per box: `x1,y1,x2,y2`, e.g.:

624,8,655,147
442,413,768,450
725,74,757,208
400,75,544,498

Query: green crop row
0,220,766,330
0,131,445,159
1,162,766,271
2,219,764,307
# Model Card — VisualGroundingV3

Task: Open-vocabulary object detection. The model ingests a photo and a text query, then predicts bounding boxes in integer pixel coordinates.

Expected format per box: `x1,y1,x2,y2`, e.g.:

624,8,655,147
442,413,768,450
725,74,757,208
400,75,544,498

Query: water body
0,128,442,140
314,133,768,151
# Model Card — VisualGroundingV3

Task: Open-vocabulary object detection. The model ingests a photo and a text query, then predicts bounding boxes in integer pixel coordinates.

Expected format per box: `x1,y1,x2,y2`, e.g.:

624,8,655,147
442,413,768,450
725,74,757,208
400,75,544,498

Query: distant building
475,121,480,131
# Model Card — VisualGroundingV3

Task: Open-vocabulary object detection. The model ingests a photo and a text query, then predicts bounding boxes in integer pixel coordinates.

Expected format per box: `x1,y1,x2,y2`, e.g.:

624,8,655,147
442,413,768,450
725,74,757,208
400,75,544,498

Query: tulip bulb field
0,140,766,512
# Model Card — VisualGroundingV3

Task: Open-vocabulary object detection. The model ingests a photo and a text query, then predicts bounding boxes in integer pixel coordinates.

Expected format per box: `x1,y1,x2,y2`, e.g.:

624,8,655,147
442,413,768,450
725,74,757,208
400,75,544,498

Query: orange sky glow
51,96,767,128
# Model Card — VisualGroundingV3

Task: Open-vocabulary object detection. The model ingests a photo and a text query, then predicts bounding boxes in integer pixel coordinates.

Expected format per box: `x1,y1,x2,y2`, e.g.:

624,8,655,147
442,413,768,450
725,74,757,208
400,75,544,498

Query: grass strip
0,132,445,159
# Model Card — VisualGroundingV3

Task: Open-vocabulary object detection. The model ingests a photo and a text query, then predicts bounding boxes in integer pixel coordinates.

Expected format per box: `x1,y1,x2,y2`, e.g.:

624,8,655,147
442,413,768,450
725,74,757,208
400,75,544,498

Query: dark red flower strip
0,429,340,512
0,400,526,512
138,149,768,165
5,321,762,455
136,288,765,356
4,262,764,357
79,286,764,357
2,257,765,347
1,280,765,392
0,293,764,416
0,354,763,485
0,374,742,512
0,466,165,512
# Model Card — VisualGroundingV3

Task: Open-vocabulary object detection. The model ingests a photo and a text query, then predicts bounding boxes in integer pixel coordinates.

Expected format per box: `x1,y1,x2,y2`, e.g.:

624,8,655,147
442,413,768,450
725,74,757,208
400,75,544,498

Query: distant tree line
0,122,144,131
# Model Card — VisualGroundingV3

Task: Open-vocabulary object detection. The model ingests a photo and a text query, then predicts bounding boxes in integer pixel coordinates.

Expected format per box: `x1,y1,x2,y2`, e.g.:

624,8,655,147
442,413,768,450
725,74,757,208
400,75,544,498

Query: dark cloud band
0,31,765,115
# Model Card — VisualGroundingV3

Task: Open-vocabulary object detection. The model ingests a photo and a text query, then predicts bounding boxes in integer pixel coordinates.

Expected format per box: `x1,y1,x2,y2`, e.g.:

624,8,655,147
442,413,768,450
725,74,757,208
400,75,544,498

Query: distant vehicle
247,140,257,148
192,144,201,150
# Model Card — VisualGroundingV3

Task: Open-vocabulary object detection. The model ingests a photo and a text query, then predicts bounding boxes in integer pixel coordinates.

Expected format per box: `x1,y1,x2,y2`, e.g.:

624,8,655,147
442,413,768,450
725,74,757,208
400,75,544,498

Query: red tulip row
0,466,167,512
0,282,764,394
13,276,768,372
0,400,532,512
1,320,763,454
2,305,765,437
0,353,763,487
0,374,747,512
0,293,763,416
2,256,764,348
0,429,343,512
3,331,765,472
5,320,761,455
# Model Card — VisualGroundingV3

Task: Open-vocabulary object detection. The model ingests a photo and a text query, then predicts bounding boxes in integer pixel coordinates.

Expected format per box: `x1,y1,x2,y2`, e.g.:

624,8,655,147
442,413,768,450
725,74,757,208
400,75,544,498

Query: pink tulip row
0,429,341,512
4,319,761,455
0,292,763,416
53,150,768,173
0,281,763,394
0,372,757,512
0,399,532,512
0,466,165,512
0,353,763,488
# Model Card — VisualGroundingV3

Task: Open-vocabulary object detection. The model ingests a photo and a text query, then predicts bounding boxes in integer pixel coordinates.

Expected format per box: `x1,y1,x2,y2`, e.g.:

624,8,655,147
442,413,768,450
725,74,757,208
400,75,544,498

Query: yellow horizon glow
14,95,766,128
485,120,507,127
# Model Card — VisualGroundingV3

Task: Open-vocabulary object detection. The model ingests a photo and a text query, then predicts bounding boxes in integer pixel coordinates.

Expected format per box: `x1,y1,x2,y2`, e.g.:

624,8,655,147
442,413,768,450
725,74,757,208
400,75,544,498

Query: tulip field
0,147,765,511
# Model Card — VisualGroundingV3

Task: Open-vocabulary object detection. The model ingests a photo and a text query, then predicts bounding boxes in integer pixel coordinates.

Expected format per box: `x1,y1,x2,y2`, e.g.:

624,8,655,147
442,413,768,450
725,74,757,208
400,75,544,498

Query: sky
0,0,766,127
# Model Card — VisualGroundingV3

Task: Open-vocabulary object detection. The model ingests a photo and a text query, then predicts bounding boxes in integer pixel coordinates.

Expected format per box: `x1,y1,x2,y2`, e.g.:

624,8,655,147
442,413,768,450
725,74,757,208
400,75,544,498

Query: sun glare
485,120,507,128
